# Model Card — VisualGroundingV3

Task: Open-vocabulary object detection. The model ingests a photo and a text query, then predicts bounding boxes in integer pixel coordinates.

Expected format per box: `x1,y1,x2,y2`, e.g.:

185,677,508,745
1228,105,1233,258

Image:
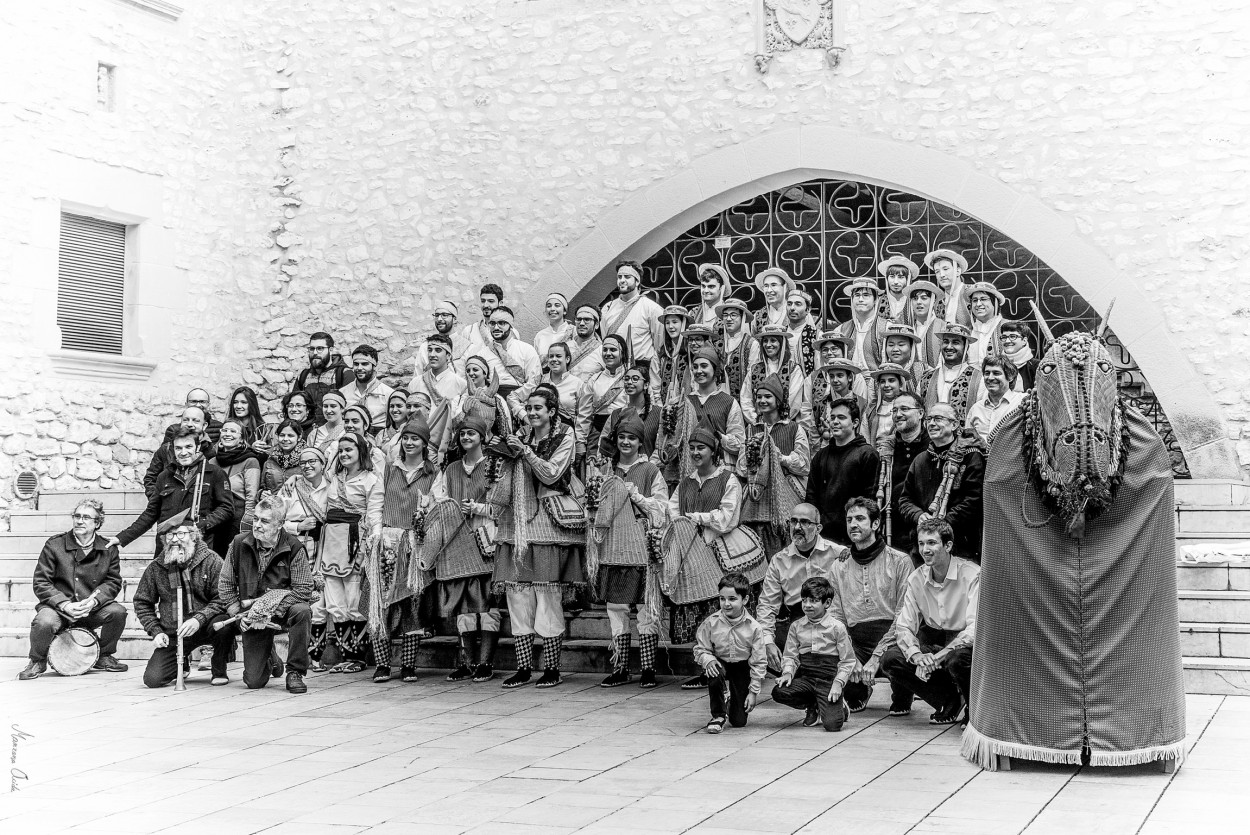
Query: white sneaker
198,648,214,671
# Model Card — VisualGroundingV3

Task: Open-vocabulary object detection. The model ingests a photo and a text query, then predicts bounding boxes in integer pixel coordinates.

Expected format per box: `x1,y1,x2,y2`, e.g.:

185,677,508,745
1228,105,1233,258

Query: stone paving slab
0,659,1241,834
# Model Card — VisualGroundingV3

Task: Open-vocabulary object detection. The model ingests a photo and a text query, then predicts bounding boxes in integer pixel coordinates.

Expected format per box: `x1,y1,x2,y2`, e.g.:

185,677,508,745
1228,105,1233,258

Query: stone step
34,490,150,513
1179,622,1250,658
1178,590,1250,624
7,509,141,534
0,532,157,556
1176,506,1250,534
1182,657,1250,696
1176,563,1250,591
1174,480,1250,507
0,555,154,579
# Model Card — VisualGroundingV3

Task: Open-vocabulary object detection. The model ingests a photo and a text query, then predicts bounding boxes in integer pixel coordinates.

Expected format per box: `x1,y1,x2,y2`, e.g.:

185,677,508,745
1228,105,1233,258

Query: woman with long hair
489,384,586,689
315,432,382,674
280,390,316,438
227,386,269,448
509,342,585,462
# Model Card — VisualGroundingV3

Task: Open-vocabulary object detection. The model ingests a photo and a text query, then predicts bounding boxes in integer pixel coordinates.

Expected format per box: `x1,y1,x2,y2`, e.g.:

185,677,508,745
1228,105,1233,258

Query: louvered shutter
57,213,126,354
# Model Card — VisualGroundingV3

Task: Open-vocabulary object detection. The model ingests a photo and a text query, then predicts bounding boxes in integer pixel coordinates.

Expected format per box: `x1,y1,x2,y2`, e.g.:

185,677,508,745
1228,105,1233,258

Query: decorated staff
897,404,986,563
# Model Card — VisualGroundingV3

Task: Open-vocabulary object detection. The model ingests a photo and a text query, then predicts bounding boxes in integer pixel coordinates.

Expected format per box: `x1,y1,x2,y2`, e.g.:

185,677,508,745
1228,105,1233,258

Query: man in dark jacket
205,496,315,694
132,524,235,688
144,405,218,499
291,331,351,425
805,398,881,546
113,428,234,558
879,392,930,559
21,499,128,680
897,404,985,562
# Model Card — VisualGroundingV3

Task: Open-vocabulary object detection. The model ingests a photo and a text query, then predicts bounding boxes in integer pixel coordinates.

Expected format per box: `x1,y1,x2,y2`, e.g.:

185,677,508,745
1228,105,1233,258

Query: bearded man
918,323,982,425
785,288,819,376
567,305,606,380
409,300,462,384
292,332,352,425
601,260,665,367
133,524,235,687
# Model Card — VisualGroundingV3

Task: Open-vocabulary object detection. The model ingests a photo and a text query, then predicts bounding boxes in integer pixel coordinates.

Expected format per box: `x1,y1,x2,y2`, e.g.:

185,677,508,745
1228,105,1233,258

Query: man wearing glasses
408,300,463,385
755,503,845,674
480,306,541,400
292,332,352,425
21,500,128,680
879,392,929,559
898,403,985,563
567,305,606,380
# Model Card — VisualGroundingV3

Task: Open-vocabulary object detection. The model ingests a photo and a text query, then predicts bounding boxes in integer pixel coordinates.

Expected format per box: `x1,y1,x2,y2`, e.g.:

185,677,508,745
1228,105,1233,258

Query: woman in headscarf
444,355,514,462
591,410,669,688
597,364,660,463
426,414,504,682
489,384,586,689
317,431,382,674
740,325,806,429
533,292,575,364
737,374,809,558
280,390,317,439
261,419,307,494
307,390,347,456
661,420,766,689
210,419,262,553
365,417,440,683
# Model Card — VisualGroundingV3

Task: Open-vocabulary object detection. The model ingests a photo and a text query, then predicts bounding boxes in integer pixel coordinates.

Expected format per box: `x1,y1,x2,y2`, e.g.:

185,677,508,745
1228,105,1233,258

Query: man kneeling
880,518,977,725
133,524,235,687
771,577,857,731
209,496,315,693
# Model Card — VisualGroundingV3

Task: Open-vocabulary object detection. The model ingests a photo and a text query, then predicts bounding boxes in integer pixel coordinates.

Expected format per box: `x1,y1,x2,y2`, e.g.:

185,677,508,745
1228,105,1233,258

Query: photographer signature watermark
10,724,33,792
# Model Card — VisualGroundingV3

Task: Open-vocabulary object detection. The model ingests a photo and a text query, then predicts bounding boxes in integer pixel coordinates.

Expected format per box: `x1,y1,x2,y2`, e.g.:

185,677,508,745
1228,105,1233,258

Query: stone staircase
0,489,700,676
3,484,1250,692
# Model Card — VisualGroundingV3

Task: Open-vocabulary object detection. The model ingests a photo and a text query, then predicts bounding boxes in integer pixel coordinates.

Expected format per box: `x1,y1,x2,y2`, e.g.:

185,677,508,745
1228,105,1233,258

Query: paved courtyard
0,659,1244,835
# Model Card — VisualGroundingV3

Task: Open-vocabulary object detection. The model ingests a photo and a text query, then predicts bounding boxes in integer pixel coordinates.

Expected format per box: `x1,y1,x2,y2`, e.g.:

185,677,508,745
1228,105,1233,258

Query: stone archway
524,127,1238,480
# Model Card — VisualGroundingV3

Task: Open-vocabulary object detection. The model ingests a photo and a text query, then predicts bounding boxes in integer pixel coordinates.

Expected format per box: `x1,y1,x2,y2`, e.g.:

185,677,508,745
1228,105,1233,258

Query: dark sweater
144,436,217,499
132,542,224,635
897,441,985,562
32,533,122,612
886,432,929,554
804,435,880,546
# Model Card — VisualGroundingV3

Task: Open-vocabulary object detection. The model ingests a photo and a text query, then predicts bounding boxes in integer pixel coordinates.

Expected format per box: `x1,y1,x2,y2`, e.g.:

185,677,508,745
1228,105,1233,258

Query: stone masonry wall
1,0,1249,525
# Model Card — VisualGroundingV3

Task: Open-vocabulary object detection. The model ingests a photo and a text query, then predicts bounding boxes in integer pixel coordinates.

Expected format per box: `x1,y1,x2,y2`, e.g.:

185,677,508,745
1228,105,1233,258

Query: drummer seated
20,500,128,681
132,524,235,687
880,518,977,725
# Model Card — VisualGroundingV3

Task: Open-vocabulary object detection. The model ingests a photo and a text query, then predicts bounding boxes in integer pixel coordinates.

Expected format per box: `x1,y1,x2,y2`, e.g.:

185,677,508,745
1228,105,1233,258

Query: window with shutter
57,213,127,355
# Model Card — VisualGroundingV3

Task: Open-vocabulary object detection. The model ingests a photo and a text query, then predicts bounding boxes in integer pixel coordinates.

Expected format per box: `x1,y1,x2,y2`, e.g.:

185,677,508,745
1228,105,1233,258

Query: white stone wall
2,0,1249,522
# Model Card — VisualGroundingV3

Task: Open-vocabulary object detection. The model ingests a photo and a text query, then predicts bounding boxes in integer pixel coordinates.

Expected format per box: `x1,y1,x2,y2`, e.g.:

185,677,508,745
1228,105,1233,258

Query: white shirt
600,293,665,363
968,315,1001,366
566,337,606,381
339,377,395,430
533,322,575,362
480,334,542,390
966,389,1023,443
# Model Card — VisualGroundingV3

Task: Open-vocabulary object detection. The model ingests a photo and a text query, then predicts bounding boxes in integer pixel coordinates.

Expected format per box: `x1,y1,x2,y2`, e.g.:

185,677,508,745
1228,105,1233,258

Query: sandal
331,660,366,674
705,716,727,734
929,702,962,725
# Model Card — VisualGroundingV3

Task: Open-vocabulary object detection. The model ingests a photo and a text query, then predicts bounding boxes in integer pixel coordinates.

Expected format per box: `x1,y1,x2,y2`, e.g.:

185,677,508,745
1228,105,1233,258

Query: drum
47,627,100,676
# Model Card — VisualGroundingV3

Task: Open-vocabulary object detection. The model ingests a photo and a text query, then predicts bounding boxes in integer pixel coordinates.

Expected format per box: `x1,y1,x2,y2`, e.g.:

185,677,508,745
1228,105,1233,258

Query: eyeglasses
787,518,819,528
71,513,98,522
298,459,321,467
892,406,918,414
574,316,596,323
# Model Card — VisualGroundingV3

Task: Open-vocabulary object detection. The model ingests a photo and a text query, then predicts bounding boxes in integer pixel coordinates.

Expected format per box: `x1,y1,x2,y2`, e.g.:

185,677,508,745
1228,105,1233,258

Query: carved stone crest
755,0,844,73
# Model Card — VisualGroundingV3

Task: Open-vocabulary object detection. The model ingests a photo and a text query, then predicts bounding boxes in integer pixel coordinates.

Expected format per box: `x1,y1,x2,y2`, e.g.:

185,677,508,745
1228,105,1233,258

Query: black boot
447,631,476,682
638,633,659,689
536,635,563,688
503,633,534,688
400,634,421,682
474,630,498,682
600,634,631,687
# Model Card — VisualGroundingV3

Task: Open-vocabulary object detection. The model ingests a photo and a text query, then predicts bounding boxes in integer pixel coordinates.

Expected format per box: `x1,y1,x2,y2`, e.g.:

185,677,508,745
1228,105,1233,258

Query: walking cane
174,580,186,692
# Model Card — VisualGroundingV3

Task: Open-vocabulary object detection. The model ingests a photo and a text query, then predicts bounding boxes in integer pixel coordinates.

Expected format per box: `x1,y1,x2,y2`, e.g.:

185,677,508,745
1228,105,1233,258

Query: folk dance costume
567,307,606,380
424,414,503,682
655,347,746,486
918,323,982,425
481,329,542,401
363,420,440,682
509,373,587,459
445,356,515,456
750,266,794,334
864,363,915,448
273,454,331,660
924,249,974,328
533,293,575,363
489,410,587,688
409,339,468,463
597,390,661,462
740,326,808,431
737,375,808,559
314,452,383,671
877,256,921,322
688,264,731,329
655,306,691,405
715,299,758,405
828,536,913,712
588,412,670,687
903,280,945,369
965,332,1186,771
660,425,766,646
408,301,464,381
600,275,665,366
580,362,629,464
784,309,819,378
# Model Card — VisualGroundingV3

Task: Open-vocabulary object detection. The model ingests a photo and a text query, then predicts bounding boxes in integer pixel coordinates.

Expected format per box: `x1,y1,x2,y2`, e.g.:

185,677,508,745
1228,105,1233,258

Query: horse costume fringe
960,724,1187,772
